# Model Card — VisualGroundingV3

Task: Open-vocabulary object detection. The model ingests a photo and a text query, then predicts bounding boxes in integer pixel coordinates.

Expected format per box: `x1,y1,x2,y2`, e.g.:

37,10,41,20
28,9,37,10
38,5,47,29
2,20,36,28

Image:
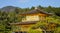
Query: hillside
0,6,17,12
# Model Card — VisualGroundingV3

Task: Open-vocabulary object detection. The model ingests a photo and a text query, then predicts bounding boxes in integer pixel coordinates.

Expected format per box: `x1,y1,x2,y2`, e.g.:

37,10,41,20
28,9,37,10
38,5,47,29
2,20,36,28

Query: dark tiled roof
10,21,38,25
20,9,52,15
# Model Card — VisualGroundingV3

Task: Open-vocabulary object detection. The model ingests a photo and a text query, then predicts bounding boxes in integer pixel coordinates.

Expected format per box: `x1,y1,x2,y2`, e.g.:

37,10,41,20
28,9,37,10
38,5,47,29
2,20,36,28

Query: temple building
10,8,52,33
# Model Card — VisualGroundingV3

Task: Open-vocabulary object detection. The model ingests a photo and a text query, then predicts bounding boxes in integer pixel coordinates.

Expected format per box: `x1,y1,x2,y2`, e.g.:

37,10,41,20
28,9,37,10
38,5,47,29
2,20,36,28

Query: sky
0,0,60,8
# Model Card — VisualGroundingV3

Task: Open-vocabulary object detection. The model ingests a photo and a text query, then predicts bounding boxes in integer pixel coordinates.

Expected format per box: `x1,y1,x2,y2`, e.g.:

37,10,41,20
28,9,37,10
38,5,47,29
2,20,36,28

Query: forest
0,5,60,33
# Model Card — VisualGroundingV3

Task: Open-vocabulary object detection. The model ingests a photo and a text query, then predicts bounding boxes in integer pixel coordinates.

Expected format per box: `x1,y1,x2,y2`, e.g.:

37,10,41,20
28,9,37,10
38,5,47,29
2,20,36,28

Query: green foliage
28,30,42,33
54,27,60,33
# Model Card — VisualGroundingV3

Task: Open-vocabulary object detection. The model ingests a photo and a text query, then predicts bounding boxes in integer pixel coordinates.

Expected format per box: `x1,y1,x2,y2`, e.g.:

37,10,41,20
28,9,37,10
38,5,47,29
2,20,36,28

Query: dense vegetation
0,5,60,33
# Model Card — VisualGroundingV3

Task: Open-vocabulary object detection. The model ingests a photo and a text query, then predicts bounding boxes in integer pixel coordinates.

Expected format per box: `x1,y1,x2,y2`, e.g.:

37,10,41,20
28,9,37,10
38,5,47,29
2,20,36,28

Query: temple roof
20,9,52,15
10,21,38,25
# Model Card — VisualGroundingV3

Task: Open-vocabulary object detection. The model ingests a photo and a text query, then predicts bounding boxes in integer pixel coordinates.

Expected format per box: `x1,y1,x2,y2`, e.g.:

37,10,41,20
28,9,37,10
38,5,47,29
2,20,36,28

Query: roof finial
35,6,38,9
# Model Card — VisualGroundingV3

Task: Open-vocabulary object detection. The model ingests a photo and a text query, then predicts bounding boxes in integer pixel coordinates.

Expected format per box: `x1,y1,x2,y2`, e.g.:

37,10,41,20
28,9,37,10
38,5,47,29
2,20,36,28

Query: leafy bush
28,29,42,33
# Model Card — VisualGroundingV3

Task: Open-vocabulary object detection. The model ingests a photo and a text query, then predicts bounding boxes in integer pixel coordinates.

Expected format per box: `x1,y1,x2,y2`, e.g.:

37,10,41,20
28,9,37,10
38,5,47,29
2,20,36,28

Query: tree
31,6,35,10
37,5,44,9
15,8,20,14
